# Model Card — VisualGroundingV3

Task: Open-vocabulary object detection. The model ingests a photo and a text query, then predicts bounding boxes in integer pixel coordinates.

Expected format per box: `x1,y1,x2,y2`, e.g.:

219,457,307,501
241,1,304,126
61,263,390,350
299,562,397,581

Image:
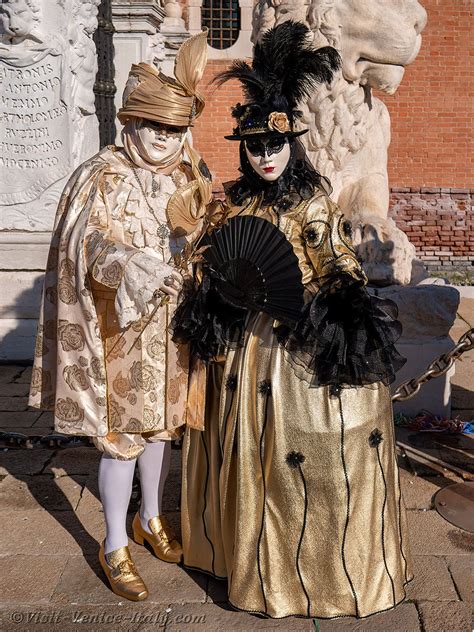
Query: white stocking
98,454,137,554
137,441,171,533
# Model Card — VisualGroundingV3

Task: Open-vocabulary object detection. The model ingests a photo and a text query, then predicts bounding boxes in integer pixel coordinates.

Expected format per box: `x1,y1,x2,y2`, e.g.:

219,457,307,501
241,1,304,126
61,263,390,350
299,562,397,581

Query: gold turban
117,30,208,128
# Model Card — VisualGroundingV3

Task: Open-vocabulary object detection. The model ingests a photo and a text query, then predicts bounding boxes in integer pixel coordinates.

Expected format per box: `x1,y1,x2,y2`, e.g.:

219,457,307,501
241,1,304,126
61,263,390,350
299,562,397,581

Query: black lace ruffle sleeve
171,271,247,361
275,274,406,388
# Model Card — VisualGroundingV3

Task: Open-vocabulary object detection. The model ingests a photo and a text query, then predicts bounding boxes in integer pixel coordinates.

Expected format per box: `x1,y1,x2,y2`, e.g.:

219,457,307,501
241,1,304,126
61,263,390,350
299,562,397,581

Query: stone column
0,0,100,361
111,0,190,144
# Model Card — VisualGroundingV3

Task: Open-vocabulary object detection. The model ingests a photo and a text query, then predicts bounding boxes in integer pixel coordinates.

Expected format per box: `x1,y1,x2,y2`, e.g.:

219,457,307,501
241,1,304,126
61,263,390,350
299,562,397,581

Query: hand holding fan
200,215,304,324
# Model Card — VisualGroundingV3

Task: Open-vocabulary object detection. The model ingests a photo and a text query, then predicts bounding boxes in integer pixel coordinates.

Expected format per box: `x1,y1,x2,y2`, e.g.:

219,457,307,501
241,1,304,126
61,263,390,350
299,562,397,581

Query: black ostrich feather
213,20,341,113
214,60,265,103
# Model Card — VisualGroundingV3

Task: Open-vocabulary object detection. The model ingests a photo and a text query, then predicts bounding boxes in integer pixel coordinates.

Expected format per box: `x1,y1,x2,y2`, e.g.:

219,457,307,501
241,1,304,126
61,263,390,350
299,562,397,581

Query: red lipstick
263,167,275,173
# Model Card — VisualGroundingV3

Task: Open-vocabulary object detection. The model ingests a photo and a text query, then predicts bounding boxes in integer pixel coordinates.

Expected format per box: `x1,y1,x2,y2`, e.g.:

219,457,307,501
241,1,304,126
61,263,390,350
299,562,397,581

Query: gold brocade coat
29,146,202,458
181,190,413,619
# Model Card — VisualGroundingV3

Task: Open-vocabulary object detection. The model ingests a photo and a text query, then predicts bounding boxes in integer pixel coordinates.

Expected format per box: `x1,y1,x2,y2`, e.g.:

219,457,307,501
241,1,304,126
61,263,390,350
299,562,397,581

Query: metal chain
130,163,171,247
0,432,92,450
0,431,182,451
392,328,474,402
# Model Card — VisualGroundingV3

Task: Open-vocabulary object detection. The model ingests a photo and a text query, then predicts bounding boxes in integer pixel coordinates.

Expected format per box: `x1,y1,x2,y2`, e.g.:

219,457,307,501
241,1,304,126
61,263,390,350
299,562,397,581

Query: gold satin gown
181,190,413,619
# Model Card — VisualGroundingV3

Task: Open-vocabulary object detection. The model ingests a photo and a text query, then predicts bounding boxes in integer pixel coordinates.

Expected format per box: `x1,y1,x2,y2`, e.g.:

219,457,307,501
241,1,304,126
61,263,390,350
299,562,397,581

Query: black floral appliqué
369,428,383,448
286,451,305,469
225,374,238,392
258,379,272,396
342,220,353,238
277,197,292,213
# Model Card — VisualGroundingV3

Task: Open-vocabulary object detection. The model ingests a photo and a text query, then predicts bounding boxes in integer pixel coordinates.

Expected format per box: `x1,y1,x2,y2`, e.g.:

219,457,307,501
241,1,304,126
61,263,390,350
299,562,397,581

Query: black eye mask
245,138,287,158
142,120,185,139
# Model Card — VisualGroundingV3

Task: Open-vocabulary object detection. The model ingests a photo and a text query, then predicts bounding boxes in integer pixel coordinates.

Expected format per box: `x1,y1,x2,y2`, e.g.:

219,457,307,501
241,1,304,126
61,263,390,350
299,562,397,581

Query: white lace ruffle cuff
115,251,174,329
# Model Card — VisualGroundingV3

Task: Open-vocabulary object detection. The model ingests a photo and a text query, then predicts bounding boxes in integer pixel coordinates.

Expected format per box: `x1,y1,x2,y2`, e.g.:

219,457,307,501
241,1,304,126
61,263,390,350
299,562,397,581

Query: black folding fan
200,215,304,324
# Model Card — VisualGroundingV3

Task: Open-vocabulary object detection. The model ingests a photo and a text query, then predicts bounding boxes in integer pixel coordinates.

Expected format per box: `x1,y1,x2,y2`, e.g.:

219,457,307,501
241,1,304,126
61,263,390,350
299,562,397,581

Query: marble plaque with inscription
0,53,72,205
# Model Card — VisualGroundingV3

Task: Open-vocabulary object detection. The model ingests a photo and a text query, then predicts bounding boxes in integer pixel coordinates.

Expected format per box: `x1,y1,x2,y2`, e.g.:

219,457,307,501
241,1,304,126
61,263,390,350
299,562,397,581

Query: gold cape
29,146,206,455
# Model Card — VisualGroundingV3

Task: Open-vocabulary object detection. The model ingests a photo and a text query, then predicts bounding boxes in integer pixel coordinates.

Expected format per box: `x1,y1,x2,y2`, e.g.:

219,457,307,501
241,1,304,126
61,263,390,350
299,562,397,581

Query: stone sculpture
0,0,41,45
69,0,100,164
0,0,99,225
0,0,99,360
252,0,428,285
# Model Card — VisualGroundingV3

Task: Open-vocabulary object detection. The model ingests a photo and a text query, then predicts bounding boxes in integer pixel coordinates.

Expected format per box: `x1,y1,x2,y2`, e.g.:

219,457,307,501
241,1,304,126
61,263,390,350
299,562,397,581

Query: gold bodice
226,190,366,287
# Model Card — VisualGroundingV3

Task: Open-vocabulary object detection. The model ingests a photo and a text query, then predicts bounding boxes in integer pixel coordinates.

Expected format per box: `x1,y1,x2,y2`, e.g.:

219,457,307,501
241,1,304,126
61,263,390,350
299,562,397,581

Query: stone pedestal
377,283,461,417
160,3,189,75
0,0,100,361
0,232,49,361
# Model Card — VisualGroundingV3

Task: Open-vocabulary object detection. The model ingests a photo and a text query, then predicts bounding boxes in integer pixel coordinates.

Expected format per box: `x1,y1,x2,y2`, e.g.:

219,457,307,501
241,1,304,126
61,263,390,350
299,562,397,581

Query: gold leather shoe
99,541,148,601
132,513,183,564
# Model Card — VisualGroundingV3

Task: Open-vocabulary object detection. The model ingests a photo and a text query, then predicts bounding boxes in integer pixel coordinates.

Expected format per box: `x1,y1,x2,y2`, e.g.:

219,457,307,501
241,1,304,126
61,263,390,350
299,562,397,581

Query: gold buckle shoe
132,513,183,564
99,541,148,601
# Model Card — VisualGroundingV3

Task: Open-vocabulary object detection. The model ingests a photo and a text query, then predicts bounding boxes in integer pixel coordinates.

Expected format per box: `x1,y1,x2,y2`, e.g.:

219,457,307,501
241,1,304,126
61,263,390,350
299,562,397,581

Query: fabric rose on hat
268,112,291,133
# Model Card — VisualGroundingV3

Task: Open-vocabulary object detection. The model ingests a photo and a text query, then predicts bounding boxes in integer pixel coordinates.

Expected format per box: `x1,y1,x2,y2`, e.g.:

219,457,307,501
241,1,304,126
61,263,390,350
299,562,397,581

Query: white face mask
137,121,186,164
244,137,291,182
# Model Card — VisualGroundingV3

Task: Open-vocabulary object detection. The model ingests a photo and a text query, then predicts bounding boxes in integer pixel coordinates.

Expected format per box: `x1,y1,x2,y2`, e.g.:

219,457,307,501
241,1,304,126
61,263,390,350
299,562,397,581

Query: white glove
115,251,183,329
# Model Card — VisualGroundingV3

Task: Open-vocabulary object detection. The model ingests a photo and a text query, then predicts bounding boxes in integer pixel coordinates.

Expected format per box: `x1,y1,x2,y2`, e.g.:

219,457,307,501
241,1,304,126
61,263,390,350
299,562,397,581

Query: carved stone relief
0,0,100,360
69,0,100,164
0,0,100,230
252,0,428,285
0,51,71,205
0,1,70,207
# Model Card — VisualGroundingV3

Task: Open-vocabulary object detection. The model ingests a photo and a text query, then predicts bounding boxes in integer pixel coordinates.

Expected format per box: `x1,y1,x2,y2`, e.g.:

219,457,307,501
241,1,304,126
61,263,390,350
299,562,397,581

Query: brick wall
390,188,473,273
193,61,242,189
379,0,473,189
191,1,473,273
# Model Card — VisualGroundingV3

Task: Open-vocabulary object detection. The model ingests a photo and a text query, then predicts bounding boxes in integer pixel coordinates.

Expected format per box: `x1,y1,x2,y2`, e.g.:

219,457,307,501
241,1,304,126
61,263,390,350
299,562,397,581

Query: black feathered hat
214,21,341,141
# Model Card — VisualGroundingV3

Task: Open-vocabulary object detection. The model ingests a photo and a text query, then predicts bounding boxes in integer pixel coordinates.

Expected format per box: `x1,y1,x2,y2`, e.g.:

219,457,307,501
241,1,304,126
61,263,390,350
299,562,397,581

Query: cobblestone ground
0,300,472,631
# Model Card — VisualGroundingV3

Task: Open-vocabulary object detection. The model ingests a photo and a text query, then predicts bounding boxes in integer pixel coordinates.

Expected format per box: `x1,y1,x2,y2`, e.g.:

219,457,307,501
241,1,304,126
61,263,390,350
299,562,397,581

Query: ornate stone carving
0,0,100,360
0,0,70,206
69,0,100,163
0,0,41,45
252,1,428,285
145,30,166,68
163,0,184,23
0,0,100,227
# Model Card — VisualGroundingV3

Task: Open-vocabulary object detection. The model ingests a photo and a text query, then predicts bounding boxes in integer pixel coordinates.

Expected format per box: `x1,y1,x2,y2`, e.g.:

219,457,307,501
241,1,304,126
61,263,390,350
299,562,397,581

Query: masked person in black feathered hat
220,22,337,214
173,21,411,620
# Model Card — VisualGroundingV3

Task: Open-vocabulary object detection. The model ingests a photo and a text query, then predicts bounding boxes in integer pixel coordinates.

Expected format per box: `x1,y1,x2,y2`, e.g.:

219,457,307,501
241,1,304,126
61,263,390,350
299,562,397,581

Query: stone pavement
0,300,473,631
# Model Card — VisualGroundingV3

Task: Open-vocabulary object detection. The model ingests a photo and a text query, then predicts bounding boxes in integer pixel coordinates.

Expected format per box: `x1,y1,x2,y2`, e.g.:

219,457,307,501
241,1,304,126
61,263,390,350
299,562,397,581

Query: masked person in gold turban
29,30,211,601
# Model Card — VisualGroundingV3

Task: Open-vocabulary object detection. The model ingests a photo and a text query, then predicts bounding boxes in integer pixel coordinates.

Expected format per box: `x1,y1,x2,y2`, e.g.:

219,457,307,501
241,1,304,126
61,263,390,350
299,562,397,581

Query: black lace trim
171,273,247,361
173,271,405,386
275,274,406,388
